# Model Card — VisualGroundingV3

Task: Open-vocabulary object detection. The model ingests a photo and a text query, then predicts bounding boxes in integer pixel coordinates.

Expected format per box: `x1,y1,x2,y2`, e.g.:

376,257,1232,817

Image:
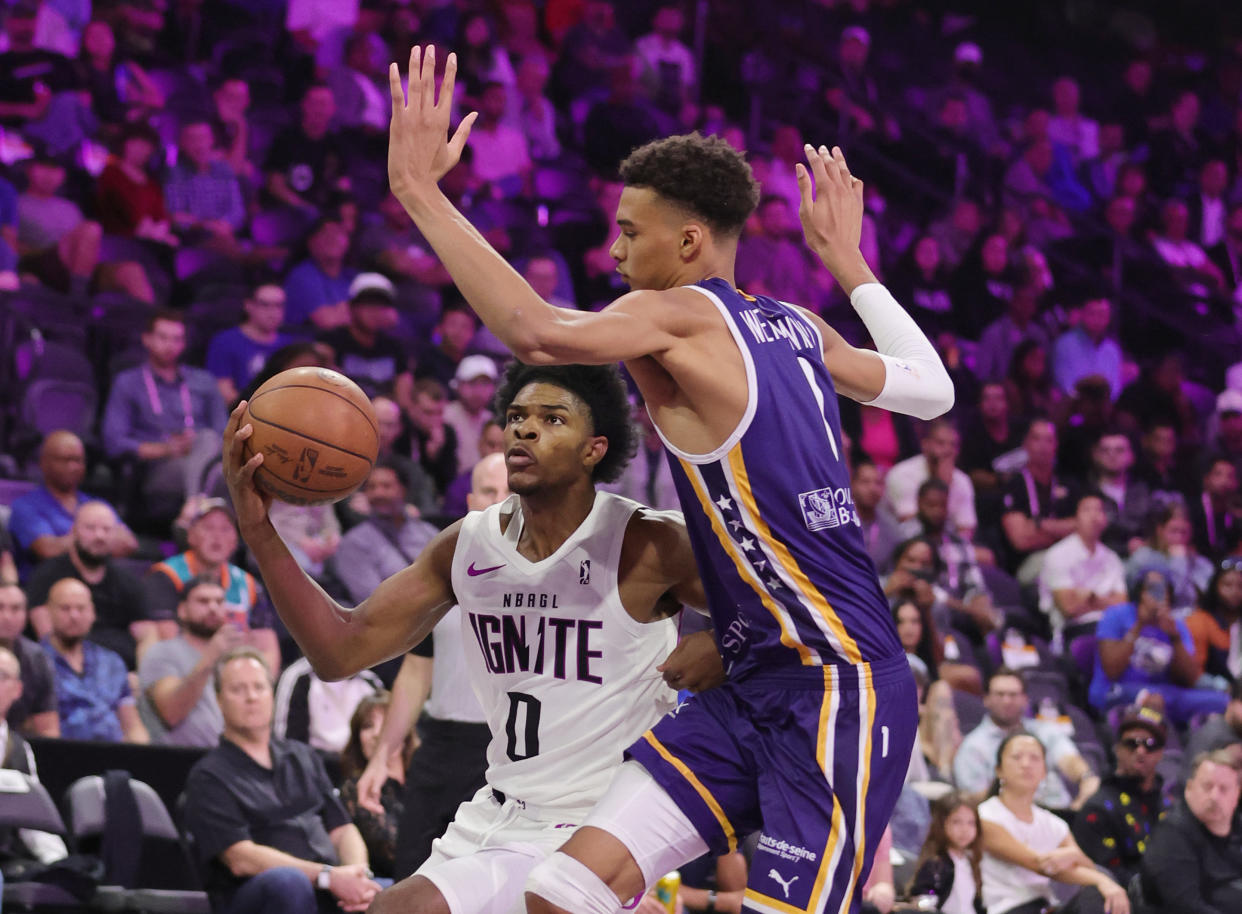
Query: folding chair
66,775,209,914
0,770,81,911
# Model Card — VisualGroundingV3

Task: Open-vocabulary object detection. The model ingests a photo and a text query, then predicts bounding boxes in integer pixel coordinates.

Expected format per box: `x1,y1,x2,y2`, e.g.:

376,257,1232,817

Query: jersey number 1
504,691,542,761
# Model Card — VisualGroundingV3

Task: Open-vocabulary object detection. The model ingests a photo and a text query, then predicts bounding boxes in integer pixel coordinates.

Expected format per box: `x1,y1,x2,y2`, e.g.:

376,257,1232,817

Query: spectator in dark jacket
1140,749,1242,914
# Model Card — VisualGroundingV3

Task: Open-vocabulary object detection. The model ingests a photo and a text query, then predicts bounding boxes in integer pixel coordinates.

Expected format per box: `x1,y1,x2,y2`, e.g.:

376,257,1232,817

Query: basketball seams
246,406,378,462
245,368,378,506
249,383,380,436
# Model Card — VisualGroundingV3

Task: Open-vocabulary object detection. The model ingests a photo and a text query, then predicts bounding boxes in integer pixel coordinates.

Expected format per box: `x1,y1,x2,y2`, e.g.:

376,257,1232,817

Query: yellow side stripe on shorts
742,888,809,914
641,731,737,853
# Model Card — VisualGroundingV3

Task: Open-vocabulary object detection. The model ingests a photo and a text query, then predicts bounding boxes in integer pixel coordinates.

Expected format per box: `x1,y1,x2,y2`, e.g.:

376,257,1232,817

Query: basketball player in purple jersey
385,48,955,914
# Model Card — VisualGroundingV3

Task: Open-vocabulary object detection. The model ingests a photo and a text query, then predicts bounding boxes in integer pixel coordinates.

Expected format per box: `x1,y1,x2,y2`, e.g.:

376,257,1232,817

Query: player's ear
583,436,608,472
679,224,703,260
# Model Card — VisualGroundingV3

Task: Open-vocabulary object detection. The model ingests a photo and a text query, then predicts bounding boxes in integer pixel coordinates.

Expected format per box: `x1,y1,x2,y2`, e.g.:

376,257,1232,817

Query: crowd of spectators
3,0,1242,912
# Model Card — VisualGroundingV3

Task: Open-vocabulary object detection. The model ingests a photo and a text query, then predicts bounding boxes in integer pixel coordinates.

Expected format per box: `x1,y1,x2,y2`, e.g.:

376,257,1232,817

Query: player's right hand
222,402,273,536
356,750,390,815
658,630,726,693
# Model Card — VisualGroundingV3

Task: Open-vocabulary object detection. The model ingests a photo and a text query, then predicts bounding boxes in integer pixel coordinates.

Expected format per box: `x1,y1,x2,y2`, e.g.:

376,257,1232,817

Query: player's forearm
396,185,557,358
848,282,954,420
810,246,877,298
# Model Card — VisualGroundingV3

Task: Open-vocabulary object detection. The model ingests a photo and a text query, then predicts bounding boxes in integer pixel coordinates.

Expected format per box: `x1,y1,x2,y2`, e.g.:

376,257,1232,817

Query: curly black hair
492,363,637,484
619,132,760,239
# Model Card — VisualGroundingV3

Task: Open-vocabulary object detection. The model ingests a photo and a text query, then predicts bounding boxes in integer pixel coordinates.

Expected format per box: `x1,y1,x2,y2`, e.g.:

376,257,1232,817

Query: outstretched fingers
388,62,404,114
420,44,436,113
438,51,458,113
448,110,478,159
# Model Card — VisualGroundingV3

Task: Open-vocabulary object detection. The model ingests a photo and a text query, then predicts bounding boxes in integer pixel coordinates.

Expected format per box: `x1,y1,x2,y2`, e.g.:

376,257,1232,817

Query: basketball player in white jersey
355,453,507,879
220,362,720,914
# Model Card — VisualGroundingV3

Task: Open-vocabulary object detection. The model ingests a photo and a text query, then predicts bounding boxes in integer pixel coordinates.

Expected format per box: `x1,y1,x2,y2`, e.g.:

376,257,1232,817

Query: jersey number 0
504,691,542,761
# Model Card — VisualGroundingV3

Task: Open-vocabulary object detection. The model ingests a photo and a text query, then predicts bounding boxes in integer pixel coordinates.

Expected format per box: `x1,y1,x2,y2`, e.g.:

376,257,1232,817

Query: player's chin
505,473,540,496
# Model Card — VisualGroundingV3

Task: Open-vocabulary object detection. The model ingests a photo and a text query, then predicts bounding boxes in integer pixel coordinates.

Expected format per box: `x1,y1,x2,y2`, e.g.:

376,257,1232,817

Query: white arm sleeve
850,282,955,420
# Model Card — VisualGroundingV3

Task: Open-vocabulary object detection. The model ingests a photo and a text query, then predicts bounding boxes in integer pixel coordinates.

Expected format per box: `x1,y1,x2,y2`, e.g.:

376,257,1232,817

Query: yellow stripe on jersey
807,666,847,914
641,731,738,853
841,664,878,914
726,445,863,664
678,458,814,664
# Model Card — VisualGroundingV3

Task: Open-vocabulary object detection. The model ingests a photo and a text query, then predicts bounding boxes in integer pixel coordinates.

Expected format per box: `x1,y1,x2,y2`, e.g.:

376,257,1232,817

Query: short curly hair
492,363,637,484
619,133,760,239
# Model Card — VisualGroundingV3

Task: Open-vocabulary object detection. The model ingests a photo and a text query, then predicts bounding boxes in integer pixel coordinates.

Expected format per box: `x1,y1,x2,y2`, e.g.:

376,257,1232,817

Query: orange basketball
243,367,379,506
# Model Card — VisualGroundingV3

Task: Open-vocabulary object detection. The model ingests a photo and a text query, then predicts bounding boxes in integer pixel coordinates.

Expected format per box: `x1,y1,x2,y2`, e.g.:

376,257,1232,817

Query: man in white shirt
1039,492,1128,649
885,418,977,539
954,668,1100,811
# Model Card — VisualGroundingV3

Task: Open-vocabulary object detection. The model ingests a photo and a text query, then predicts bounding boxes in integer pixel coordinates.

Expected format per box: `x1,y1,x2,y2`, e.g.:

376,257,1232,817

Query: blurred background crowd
2,1,1242,913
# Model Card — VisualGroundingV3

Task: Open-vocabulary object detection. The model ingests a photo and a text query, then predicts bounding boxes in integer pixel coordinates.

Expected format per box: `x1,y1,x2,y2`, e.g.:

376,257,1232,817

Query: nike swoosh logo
467,562,506,576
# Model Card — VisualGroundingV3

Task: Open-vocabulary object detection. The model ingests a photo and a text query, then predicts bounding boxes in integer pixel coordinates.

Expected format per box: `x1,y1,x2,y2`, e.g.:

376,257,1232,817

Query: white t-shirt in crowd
1037,532,1125,635
943,848,978,914
978,795,1067,914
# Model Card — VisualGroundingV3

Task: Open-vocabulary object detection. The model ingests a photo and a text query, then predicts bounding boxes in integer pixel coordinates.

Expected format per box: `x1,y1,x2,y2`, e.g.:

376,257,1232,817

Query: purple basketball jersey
658,279,901,679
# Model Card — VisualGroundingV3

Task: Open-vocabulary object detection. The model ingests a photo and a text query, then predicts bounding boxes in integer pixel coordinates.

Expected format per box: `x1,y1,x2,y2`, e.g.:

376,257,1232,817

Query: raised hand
221,403,273,537
388,45,478,203
796,144,864,265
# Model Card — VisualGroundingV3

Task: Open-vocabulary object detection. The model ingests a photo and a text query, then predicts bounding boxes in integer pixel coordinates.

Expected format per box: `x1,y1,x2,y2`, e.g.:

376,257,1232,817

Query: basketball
242,367,379,506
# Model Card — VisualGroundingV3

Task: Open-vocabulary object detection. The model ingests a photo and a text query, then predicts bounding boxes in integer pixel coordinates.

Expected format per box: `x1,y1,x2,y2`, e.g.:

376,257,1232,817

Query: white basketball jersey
450,492,678,814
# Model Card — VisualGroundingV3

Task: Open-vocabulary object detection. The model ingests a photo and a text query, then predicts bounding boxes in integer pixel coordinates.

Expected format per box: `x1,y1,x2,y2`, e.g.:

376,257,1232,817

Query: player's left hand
796,144,864,273
658,630,726,693
221,402,273,538
388,45,478,203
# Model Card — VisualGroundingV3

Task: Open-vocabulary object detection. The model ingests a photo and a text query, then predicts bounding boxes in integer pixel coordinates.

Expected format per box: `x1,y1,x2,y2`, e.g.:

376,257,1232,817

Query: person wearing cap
1091,567,1229,724
318,273,413,399
1184,679,1242,779
817,24,897,145
1071,705,1172,885
1139,748,1242,914
145,499,281,677
207,284,298,404
24,501,151,669
443,355,498,473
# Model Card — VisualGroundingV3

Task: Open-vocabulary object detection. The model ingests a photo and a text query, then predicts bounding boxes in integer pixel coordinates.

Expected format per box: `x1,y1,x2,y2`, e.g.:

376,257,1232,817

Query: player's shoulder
621,505,691,565
608,285,726,331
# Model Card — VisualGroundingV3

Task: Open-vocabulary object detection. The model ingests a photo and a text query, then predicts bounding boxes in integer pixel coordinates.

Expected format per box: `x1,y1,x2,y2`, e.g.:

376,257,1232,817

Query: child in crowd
908,791,985,914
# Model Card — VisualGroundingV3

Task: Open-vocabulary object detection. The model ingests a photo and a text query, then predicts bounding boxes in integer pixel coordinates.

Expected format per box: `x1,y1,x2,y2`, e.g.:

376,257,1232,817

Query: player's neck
515,484,597,562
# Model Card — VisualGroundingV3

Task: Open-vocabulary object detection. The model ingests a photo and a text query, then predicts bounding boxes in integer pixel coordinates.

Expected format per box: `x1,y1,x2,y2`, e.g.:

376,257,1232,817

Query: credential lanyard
143,366,194,430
